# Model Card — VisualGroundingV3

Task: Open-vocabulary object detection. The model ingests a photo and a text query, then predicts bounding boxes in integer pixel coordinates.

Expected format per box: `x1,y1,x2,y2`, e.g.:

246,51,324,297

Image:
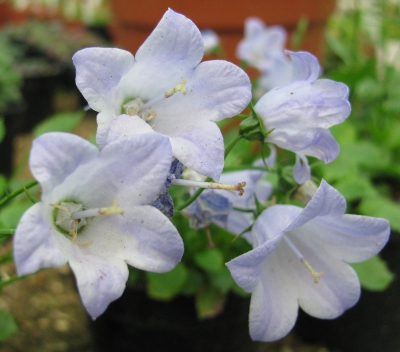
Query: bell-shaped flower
183,150,275,237
201,29,220,55
13,132,184,319
73,9,251,181
226,180,390,342
254,51,351,183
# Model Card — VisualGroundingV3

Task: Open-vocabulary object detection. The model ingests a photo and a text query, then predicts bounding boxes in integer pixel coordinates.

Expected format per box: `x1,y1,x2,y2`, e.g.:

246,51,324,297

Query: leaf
0,201,32,228
359,196,400,232
334,174,378,201
146,262,188,301
195,285,225,319
351,255,394,291
180,268,204,296
33,111,85,137
194,248,224,273
0,309,18,341
208,266,236,293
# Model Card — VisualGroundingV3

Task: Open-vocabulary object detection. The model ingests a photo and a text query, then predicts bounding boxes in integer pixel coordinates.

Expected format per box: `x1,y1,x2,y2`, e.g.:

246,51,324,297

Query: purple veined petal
14,203,67,275
280,233,361,319
168,122,224,181
73,47,135,111
306,214,390,263
52,132,172,209
248,252,299,342
298,128,340,163
69,252,129,319
226,229,283,292
287,51,321,82
286,180,347,230
30,133,99,197
293,153,311,184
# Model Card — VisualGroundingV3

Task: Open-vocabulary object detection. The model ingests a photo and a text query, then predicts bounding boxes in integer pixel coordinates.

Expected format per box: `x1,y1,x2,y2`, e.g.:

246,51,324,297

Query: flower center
51,200,123,245
123,79,187,126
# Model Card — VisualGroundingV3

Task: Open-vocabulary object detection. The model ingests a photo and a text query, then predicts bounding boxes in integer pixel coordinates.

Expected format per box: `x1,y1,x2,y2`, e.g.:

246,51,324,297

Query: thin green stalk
0,275,27,289
224,134,243,159
175,178,210,211
0,180,38,207
0,229,15,236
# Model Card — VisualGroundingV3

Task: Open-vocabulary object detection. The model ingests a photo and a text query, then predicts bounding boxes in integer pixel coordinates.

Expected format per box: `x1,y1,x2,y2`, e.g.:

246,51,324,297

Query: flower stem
224,134,243,159
0,180,38,207
0,229,15,236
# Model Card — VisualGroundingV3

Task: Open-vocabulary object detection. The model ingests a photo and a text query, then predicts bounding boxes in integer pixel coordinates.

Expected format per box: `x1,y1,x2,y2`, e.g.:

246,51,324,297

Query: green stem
0,275,27,289
175,179,210,211
175,134,244,211
0,180,38,207
0,229,15,236
224,134,243,159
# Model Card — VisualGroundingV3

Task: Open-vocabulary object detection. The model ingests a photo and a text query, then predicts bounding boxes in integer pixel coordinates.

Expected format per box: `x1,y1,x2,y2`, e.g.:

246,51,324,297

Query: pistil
283,235,324,284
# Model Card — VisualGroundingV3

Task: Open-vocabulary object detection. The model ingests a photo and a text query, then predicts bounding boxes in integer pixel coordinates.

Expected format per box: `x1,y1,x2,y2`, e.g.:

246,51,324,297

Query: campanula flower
14,132,184,319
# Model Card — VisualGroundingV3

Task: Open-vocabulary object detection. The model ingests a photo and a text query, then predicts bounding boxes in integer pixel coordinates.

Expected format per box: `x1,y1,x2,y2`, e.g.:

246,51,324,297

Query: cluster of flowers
13,9,390,342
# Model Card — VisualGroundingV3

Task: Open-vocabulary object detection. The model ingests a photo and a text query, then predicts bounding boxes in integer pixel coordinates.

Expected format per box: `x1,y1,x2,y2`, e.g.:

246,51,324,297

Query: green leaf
181,268,204,296
0,309,18,341
0,201,32,228
194,248,224,273
208,266,236,293
359,196,400,232
334,174,378,201
195,285,225,319
351,255,394,291
33,111,85,137
146,262,188,301
0,175,8,197
0,118,5,143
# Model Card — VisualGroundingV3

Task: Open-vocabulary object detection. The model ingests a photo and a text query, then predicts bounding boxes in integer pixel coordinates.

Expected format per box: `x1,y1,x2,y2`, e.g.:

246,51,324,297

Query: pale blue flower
14,132,184,319
201,29,220,54
73,9,251,181
254,51,351,183
226,180,390,342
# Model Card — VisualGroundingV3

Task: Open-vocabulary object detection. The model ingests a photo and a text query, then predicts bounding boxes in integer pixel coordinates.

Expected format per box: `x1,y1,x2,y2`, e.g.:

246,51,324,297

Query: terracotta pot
109,0,336,63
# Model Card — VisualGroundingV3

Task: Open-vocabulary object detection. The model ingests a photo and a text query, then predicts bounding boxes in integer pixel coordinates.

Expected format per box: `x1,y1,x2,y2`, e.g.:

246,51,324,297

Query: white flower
201,29,220,54
237,17,292,91
13,132,184,319
254,51,351,183
226,180,390,342
73,9,251,181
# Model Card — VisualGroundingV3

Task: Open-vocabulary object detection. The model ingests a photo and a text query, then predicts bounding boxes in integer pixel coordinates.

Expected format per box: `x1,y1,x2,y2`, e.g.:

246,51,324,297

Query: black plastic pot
91,286,261,352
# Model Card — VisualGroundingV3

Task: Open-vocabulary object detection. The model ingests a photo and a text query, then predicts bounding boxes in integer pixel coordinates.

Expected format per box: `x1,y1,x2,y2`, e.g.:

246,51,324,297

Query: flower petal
73,47,135,111
73,206,183,273
49,132,172,208
169,122,224,181
287,51,320,82
286,180,347,230
293,153,311,184
69,253,128,319
14,203,67,275
30,133,99,197
249,253,299,342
